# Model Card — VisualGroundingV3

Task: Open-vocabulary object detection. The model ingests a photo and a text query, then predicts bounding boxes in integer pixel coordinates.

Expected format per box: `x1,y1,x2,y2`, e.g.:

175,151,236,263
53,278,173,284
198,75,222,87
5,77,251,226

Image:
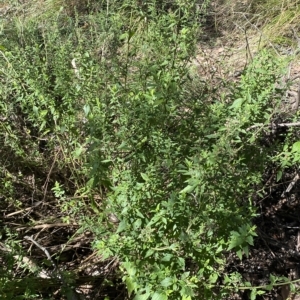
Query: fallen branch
16,223,78,231
281,173,300,197
247,121,300,131
24,236,80,300
24,236,57,270
5,201,43,218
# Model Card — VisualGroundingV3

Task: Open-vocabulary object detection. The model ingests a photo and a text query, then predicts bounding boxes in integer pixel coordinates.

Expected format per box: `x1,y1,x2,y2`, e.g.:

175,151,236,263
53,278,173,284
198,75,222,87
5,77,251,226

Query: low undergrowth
1,0,300,299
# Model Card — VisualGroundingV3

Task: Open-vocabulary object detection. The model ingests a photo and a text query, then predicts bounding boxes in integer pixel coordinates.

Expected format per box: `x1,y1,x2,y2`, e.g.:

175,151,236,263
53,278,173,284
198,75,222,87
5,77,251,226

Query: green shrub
80,2,288,298
0,0,293,299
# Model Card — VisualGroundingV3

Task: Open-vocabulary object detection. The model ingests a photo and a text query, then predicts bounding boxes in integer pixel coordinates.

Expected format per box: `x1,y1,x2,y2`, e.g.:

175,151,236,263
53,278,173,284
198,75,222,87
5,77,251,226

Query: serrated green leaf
160,277,173,287
126,277,137,296
178,257,185,268
180,286,194,297
145,249,154,258
276,170,283,182
270,274,276,284
141,173,149,181
216,243,224,253
290,283,296,292
215,257,224,264
117,220,127,233
181,272,190,280
133,293,150,300
257,290,265,295
224,275,230,284
205,133,219,139
161,253,173,262
169,243,178,250
250,288,257,300
292,141,300,153
228,237,243,250
120,33,128,40
122,262,136,276
33,106,38,114
180,184,197,194
118,141,129,150
133,218,142,230
237,249,243,260
151,292,167,300
40,110,48,118
136,210,144,219
246,236,254,246
73,147,83,158
230,98,244,109
83,104,90,116
231,230,239,237
209,273,218,284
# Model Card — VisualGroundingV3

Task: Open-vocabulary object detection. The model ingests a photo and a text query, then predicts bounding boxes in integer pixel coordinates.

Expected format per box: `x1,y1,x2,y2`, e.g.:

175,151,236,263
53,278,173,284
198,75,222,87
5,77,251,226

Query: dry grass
2,0,300,47
0,0,92,22
210,0,300,50
215,0,300,47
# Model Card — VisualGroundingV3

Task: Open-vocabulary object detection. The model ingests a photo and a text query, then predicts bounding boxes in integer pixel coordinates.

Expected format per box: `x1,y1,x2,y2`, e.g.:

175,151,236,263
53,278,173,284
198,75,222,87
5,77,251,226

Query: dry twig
24,236,81,300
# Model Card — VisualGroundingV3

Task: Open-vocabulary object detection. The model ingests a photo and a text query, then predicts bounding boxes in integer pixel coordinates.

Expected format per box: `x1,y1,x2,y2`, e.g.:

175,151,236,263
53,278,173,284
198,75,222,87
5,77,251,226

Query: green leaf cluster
82,6,288,300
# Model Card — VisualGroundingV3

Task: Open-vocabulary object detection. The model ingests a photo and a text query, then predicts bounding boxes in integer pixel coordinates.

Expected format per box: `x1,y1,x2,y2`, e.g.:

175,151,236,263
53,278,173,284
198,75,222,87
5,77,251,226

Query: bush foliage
0,0,297,299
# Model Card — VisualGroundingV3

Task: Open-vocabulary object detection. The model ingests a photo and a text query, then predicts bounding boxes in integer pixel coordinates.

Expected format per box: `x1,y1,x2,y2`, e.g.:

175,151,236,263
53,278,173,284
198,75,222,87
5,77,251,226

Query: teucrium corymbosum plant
83,1,287,299
0,0,290,298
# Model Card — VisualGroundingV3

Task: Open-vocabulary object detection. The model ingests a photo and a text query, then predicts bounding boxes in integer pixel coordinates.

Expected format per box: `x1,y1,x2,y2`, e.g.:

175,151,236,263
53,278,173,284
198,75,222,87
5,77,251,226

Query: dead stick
247,122,300,131
17,223,78,231
24,236,57,270
24,236,80,300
